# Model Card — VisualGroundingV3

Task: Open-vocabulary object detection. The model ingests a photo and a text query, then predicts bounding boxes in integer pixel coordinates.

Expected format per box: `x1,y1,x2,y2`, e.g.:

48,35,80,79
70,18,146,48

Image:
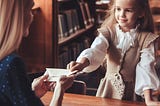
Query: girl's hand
67,61,85,72
145,100,160,106
32,75,55,98
144,89,160,106
67,57,90,72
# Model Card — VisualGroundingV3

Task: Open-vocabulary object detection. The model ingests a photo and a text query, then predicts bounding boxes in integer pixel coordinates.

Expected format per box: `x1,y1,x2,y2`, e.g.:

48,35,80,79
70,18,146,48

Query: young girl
67,0,160,105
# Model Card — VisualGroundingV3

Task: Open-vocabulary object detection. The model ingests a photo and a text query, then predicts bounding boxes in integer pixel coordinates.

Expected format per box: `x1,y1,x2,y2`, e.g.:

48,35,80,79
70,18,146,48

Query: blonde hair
0,0,24,60
100,0,154,33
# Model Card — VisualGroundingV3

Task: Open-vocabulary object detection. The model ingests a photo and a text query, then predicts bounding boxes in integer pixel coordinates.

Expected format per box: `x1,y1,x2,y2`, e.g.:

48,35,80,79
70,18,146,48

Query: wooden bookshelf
95,0,109,26
57,0,97,68
59,24,94,46
19,0,58,73
18,0,96,73
18,0,99,95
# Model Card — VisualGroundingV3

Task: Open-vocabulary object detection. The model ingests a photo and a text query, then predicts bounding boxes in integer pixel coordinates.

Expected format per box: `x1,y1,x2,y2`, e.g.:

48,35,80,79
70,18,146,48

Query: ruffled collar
115,24,139,54
116,24,139,33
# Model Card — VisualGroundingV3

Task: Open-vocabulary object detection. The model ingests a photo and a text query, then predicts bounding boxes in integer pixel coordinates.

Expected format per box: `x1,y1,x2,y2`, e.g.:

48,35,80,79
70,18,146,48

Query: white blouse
76,25,160,96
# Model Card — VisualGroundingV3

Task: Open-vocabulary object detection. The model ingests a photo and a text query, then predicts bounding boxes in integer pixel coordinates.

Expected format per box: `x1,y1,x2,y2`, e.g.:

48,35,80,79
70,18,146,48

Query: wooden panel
19,0,57,73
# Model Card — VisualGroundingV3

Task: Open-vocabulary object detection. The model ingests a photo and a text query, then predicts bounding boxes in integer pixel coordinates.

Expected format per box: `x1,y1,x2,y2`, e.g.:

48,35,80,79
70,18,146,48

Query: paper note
44,68,74,82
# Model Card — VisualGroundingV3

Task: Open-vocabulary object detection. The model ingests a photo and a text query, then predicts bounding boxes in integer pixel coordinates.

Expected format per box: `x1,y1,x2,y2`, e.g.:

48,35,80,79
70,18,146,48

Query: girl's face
23,0,34,37
114,0,140,32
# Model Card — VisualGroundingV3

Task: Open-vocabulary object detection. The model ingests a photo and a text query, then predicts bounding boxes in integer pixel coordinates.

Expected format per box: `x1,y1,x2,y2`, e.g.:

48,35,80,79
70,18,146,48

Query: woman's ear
138,15,144,19
138,11,145,19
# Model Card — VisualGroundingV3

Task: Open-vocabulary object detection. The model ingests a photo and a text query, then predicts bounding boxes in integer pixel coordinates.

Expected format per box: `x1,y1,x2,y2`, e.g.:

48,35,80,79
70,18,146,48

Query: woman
0,0,74,106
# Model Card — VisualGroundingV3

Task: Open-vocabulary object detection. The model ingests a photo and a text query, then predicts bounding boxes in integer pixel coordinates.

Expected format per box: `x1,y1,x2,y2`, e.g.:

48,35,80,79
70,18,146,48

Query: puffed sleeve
76,33,109,73
135,43,160,96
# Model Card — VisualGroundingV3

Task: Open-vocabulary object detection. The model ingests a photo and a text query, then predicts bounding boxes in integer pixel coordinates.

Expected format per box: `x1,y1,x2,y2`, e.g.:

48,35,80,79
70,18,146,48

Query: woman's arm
50,75,75,106
50,83,64,106
144,89,160,105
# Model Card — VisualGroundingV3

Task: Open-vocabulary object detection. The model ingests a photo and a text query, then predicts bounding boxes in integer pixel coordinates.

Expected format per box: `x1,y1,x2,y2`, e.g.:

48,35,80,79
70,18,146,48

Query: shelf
58,24,94,46
58,0,71,3
96,1,109,10
96,9,107,13
20,0,96,73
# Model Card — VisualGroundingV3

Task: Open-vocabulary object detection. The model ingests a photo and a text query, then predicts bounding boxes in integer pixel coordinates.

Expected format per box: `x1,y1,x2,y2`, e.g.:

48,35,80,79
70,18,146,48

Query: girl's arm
67,33,109,72
67,57,90,72
135,43,160,105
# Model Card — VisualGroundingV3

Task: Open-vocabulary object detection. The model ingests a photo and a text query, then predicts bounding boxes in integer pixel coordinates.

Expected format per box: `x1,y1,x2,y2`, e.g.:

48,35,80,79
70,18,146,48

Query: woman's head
0,0,34,60
101,0,154,32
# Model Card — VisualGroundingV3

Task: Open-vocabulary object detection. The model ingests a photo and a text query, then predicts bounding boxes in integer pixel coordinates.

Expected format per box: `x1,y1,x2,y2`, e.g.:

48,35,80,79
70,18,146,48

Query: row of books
79,0,95,26
58,37,91,68
58,0,94,38
58,9,80,38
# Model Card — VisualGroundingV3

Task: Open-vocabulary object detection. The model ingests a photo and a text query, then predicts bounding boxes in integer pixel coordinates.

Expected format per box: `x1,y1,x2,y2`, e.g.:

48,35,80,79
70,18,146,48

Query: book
58,46,69,68
58,14,69,37
79,2,88,27
71,9,80,31
63,10,74,35
84,2,94,24
78,0,95,26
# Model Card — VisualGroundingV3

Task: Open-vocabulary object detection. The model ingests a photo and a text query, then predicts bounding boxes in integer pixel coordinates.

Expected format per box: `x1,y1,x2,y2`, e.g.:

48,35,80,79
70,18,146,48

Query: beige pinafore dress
96,27,159,101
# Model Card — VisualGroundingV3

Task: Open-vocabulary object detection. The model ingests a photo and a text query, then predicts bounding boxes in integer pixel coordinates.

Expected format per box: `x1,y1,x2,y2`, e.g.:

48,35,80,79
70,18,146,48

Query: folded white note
44,68,75,82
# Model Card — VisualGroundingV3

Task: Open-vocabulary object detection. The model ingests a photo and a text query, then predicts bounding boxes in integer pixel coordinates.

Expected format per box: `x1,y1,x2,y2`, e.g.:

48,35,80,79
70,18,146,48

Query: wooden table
41,92,146,106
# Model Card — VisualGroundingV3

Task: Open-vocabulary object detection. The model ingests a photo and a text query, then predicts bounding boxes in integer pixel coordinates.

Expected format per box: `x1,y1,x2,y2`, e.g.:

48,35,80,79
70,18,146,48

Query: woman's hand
50,75,75,106
32,75,55,98
57,75,75,90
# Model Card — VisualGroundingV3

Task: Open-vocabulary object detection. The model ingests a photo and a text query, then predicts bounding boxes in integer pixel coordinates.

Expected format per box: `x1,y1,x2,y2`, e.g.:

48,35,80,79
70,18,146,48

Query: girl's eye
125,9,134,13
115,7,121,11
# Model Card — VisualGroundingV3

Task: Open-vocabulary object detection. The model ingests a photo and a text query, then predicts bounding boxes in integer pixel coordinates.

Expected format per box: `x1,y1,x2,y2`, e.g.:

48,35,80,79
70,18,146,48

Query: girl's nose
120,10,125,17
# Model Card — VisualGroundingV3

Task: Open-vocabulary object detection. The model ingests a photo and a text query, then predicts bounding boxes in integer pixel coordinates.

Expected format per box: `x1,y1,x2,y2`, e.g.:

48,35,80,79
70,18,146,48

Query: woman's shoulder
0,53,25,72
0,53,25,84
0,53,22,64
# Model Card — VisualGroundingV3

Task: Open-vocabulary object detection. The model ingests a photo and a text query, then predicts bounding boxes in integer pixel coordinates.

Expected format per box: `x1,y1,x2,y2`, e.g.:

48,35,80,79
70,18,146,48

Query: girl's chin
118,24,130,29
118,22,127,27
